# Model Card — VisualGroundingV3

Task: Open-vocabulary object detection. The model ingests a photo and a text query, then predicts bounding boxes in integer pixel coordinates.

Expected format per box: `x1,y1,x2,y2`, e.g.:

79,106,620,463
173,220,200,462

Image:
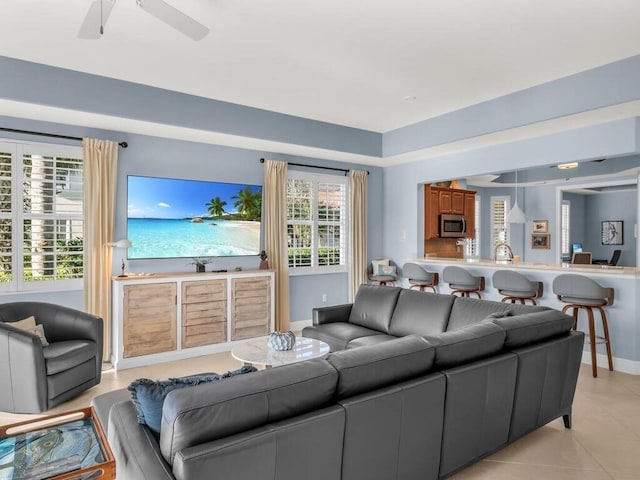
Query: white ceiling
3,0,640,134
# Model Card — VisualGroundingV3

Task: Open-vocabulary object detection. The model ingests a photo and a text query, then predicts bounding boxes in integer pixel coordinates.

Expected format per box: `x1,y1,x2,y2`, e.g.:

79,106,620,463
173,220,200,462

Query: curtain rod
259,158,368,175
0,127,128,148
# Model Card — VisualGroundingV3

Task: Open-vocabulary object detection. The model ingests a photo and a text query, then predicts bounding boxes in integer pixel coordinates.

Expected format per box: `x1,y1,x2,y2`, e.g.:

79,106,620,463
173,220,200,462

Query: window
287,171,348,274
561,200,570,258
0,140,83,292
465,195,481,257
490,195,510,255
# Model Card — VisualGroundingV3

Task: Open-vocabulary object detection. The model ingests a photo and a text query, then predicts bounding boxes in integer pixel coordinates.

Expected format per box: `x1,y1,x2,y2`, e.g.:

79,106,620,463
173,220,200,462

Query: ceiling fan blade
78,0,115,39
136,0,209,41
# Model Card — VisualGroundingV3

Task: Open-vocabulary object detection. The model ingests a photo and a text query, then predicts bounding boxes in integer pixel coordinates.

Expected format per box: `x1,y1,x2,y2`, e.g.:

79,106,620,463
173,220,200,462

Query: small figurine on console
259,250,269,270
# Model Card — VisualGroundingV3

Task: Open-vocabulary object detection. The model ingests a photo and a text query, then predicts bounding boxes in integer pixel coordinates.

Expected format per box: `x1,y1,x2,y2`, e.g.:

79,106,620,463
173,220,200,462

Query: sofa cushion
447,297,545,331
389,289,455,337
424,323,506,369
43,340,96,375
491,310,575,348
347,334,397,349
128,367,256,435
303,323,381,352
348,285,402,333
160,358,338,464
326,335,435,399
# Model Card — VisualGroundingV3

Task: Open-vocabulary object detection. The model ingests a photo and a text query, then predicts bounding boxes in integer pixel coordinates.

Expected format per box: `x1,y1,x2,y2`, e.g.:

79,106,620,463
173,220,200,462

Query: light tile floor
1,357,639,480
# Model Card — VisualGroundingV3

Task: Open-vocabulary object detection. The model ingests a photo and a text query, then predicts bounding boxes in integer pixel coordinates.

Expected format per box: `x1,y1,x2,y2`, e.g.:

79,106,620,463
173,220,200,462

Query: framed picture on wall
601,220,623,245
531,234,551,249
532,220,548,233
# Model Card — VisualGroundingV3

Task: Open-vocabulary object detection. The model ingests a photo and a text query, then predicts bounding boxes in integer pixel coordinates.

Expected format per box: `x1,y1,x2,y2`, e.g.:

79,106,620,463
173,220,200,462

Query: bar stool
552,274,614,378
402,263,438,293
492,270,543,305
368,259,398,286
442,266,485,298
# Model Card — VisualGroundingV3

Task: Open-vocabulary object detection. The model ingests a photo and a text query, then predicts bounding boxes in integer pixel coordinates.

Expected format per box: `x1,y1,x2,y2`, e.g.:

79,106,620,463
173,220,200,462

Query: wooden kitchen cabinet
464,192,476,238
424,186,441,239
439,190,452,213
451,191,465,214
424,185,476,239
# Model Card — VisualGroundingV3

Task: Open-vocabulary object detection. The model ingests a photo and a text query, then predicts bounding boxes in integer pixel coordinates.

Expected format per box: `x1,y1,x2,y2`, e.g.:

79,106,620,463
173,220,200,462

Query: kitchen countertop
417,257,638,276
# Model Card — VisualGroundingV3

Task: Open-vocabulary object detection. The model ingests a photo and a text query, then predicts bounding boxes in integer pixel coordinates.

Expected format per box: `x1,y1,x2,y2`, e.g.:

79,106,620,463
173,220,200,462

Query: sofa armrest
0,323,48,413
108,400,175,480
312,303,353,325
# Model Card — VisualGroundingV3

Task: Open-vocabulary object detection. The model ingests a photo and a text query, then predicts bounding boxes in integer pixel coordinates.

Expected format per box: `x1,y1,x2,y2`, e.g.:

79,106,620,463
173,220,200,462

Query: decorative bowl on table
267,331,296,351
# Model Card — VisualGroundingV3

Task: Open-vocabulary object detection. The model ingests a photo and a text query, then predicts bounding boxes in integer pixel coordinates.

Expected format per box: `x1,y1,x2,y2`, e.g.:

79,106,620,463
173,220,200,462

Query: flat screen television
127,175,262,259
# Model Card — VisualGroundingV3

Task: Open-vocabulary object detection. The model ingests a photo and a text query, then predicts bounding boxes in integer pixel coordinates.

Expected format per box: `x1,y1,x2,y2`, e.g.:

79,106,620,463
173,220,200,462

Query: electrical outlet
322,293,328,302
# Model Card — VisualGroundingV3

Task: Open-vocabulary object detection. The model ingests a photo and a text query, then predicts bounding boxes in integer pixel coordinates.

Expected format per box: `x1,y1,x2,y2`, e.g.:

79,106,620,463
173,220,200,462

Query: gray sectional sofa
92,284,583,480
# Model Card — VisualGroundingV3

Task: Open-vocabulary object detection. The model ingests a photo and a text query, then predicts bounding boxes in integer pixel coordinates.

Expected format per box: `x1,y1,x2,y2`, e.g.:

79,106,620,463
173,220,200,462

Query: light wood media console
111,270,274,370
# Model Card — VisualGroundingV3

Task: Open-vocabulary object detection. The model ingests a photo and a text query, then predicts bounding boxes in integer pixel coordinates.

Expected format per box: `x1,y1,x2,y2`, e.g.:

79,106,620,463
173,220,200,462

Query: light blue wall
0,56,381,157
384,55,640,155
0,116,384,321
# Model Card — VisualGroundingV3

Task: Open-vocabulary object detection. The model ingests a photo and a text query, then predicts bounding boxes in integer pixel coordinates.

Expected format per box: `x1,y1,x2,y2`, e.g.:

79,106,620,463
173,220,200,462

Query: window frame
490,195,510,256
0,140,84,293
561,199,571,258
286,170,349,276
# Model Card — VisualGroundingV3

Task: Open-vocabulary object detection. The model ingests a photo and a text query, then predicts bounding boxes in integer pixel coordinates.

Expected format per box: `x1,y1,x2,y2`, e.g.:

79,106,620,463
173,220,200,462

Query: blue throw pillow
128,365,257,435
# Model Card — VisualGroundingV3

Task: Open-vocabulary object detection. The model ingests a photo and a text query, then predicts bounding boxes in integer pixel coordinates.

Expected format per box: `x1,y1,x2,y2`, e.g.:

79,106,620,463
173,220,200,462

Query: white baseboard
290,319,312,332
581,351,640,375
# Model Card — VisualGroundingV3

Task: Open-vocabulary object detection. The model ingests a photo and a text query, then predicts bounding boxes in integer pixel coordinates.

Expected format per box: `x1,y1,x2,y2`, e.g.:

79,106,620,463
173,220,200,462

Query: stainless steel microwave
439,214,467,237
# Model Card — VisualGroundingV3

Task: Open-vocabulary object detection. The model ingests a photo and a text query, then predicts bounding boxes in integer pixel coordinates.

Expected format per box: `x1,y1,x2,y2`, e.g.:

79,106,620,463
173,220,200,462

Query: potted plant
259,250,269,270
189,257,211,273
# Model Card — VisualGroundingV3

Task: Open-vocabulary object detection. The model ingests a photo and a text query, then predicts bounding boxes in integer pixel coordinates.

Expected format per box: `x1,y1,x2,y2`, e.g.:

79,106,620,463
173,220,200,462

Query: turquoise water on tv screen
127,218,261,259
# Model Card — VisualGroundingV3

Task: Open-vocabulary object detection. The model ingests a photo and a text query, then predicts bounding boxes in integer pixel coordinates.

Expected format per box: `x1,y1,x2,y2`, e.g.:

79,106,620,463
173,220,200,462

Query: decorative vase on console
259,250,269,270
268,331,296,351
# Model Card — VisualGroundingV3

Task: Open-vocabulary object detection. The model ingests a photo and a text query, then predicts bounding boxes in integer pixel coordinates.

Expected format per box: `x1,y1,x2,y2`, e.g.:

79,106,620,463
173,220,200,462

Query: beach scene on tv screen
127,176,262,259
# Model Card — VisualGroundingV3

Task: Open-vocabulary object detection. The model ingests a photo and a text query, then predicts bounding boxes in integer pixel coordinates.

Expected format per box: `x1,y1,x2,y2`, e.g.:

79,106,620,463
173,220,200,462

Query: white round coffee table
231,336,330,368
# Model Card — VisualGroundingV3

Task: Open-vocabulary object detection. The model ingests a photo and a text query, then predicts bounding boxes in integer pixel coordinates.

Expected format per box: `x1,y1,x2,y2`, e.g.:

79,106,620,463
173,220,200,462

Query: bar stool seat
442,266,485,298
493,270,543,305
402,262,438,293
552,273,614,377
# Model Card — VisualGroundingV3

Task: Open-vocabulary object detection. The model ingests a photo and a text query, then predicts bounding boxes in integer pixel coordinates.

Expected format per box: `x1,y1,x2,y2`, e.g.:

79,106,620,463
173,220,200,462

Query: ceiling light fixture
506,170,526,224
557,162,579,170
403,95,417,101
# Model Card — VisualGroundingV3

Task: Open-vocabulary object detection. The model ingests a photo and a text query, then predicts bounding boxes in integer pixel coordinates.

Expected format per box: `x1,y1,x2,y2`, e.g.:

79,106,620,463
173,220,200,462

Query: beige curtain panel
349,170,368,301
83,138,118,359
264,159,290,331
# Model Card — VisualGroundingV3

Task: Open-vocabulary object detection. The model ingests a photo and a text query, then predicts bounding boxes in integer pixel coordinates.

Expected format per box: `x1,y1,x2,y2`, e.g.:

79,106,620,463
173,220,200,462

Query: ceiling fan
78,0,209,41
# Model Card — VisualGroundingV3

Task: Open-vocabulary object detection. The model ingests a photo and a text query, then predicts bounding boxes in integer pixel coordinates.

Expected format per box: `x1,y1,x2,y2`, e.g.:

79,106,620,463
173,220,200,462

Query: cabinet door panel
451,191,465,214
464,193,476,238
181,279,227,348
439,190,452,213
123,283,177,358
231,277,271,340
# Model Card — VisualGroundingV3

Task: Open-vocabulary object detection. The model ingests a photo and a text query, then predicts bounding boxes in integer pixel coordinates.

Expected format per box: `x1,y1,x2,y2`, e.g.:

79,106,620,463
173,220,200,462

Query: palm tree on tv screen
231,187,261,221
206,196,227,218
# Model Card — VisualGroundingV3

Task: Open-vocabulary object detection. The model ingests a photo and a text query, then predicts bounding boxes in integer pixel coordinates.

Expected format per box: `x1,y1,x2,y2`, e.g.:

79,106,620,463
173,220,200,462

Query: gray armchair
0,302,103,413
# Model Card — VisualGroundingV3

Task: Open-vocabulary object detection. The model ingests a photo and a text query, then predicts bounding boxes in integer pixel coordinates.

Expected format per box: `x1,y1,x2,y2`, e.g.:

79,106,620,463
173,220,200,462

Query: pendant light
506,170,526,224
